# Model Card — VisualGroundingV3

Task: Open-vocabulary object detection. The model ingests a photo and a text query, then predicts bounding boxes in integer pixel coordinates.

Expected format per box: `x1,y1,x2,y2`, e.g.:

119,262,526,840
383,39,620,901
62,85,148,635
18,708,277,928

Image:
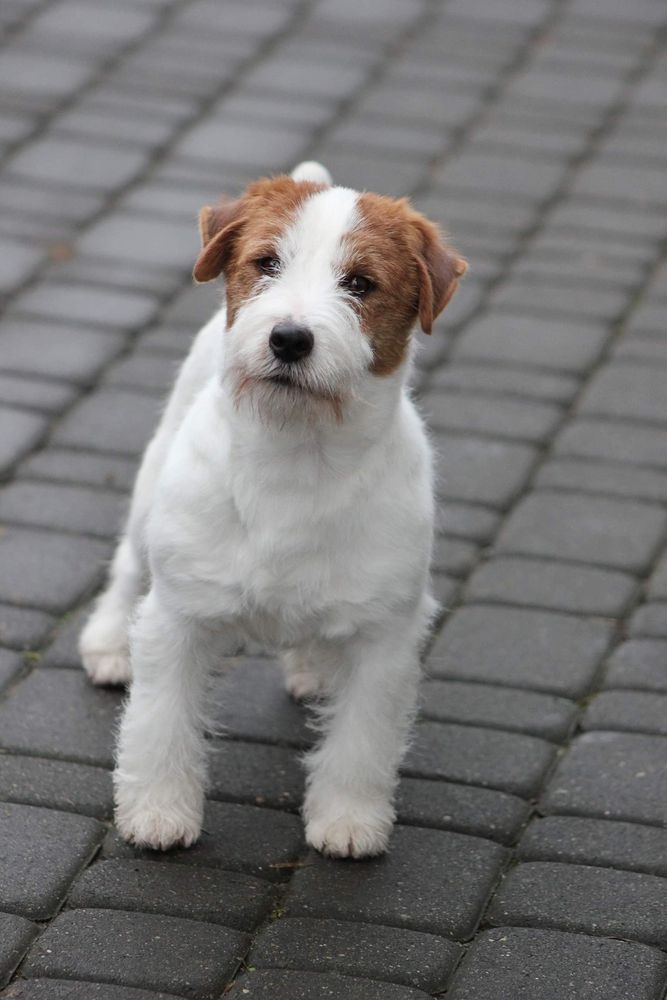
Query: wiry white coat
80,168,437,858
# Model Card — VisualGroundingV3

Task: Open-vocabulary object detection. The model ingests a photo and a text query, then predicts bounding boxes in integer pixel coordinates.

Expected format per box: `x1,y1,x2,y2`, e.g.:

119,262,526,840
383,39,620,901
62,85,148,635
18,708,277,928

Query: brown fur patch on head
193,176,326,324
347,193,467,375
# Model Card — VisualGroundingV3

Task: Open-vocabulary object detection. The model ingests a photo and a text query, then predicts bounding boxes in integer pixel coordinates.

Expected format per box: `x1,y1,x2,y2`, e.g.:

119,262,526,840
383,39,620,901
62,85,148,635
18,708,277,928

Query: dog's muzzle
269,322,314,364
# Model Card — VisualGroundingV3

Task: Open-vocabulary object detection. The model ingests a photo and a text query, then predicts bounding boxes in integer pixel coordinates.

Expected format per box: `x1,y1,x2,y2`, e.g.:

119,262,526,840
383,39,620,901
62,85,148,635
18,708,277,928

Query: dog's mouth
263,372,300,389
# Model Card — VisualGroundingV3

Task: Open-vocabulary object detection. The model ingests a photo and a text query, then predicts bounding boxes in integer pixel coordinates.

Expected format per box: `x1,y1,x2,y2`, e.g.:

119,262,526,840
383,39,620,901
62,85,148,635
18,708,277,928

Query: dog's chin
231,370,345,424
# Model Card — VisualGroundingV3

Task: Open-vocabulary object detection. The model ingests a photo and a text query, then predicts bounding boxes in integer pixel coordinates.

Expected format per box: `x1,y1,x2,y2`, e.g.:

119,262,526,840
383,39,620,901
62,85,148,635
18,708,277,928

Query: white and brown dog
79,161,466,859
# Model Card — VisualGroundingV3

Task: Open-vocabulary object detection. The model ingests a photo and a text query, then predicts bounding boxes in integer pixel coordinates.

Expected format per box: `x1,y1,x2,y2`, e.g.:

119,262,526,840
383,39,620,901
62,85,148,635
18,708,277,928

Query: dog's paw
79,610,131,686
81,648,131,687
284,668,327,703
304,793,394,859
114,778,203,851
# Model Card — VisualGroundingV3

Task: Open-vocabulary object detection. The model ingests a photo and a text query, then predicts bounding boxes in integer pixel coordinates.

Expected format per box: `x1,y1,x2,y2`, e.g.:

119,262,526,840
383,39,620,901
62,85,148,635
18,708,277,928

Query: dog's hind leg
282,644,332,703
79,534,143,686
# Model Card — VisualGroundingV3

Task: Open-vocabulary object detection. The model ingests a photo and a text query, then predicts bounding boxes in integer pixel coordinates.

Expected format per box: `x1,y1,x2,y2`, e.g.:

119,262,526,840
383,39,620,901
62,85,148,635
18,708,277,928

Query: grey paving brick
0,375,78,416
20,448,137,493
0,320,125,384
395,779,529,844
573,163,667,207
548,198,667,240
629,602,667,638
9,138,147,191
420,679,575,741
648,549,667,599
535,458,667,504
228,969,430,1000
357,84,481,129
0,668,121,767
437,502,500,544
436,153,564,201
78,214,200,270
0,239,42,293
13,283,159,331
519,816,667,877
431,434,537,508
583,690,667,736
507,68,625,108
176,118,308,170
69,859,273,931
603,639,667,692
628,302,667,336
447,926,667,1000
329,117,447,158
0,482,125,539
208,740,303,811
486,861,667,946
465,556,638,617
556,418,667,468
490,279,629,322
612,332,667,367
0,50,94,101
432,536,479,577
429,364,579,405
428,606,611,697
542,731,667,825
0,605,53,651
0,651,22,693
23,909,247,999
28,2,155,46
0,408,46,476
105,353,180,396
1,982,187,999
310,147,426,199
405,722,555,797
0,529,109,613
579,363,667,424
0,754,113,819
0,914,37,990
421,391,561,444
0,803,102,919
287,826,506,938
496,492,667,573
250,916,460,992
103,800,303,881
41,603,93,669
54,389,160,456
211,659,312,748
431,572,460,608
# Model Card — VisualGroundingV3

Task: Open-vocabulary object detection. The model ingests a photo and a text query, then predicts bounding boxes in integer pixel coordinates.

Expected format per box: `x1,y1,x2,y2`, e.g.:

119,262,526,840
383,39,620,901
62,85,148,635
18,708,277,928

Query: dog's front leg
114,588,214,851
303,619,422,859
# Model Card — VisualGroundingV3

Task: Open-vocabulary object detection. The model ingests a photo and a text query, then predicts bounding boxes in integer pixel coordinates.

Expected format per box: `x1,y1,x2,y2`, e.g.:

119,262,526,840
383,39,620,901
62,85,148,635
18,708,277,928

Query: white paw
79,609,131,686
114,775,203,851
304,791,394,859
81,648,132,687
284,669,327,703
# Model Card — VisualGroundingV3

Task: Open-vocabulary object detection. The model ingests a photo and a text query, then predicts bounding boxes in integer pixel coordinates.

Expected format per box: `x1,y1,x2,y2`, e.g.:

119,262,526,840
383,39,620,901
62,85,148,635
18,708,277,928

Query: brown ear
414,219,467,334
193,199,245,283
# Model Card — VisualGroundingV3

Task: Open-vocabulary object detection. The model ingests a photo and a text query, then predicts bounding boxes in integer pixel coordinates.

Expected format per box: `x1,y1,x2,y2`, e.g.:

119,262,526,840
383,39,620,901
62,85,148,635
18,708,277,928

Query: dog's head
194,164,466,421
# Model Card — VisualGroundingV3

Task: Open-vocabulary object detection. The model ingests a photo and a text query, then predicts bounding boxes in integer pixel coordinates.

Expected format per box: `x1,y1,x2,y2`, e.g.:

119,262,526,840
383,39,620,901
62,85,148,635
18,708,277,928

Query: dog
79,161,467,858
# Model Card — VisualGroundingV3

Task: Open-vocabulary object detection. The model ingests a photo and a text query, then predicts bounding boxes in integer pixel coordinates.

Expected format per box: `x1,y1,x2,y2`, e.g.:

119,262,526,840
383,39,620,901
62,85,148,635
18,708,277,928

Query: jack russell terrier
79,161,467,859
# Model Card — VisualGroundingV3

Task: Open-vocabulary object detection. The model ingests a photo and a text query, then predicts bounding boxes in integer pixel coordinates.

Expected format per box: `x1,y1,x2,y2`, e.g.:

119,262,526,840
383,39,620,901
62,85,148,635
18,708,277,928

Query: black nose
269,322,314,363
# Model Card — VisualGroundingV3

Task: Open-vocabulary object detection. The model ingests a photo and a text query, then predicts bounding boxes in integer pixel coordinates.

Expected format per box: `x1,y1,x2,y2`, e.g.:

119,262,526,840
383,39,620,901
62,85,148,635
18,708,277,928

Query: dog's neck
217,362,410,490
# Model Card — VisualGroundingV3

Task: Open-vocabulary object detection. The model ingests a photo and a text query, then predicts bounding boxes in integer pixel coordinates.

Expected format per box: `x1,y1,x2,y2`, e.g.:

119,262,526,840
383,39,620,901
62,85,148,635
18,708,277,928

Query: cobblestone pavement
1,0,667,996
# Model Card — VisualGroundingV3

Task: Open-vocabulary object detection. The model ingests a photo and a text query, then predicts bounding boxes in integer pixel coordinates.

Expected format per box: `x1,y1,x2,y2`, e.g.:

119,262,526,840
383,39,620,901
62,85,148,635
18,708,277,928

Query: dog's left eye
341,274,374,297
257,256,281,276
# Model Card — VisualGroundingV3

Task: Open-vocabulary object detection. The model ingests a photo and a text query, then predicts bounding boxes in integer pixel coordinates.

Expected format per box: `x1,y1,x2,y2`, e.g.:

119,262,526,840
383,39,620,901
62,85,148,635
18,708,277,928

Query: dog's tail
291,160,332,185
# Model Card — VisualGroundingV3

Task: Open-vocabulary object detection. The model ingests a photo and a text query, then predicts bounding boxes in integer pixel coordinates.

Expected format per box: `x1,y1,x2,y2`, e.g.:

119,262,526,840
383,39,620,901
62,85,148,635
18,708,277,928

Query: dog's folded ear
193,199,245,283
414,218,468,335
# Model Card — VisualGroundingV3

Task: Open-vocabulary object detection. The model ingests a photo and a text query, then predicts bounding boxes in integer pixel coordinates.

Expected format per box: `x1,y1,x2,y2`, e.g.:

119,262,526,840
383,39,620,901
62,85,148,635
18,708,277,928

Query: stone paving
0,0,666,996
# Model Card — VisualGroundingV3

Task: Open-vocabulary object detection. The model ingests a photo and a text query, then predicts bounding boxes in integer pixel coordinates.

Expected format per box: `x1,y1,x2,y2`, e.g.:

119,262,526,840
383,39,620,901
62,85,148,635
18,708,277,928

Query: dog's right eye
256,256,281,276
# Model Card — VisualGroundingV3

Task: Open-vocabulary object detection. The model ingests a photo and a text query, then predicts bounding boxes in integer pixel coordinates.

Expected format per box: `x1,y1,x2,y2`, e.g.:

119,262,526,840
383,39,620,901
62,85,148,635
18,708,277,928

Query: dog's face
194,176,466,421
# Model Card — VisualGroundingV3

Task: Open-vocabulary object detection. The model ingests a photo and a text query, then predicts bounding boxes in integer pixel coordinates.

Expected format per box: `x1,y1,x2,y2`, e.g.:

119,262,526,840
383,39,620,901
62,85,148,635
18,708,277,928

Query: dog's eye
257,256,281,276
341,274,374,297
